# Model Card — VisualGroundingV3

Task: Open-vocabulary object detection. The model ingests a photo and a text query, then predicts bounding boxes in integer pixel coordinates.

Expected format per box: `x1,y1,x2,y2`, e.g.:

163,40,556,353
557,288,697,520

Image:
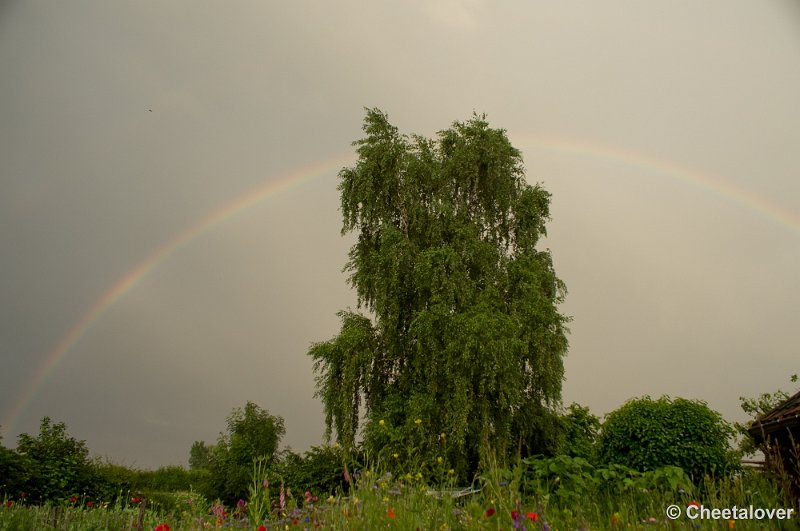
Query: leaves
312,108,569,478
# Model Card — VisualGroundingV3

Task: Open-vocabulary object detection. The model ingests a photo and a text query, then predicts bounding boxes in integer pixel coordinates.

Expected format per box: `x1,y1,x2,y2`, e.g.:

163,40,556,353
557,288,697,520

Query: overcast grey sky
1,1,798,469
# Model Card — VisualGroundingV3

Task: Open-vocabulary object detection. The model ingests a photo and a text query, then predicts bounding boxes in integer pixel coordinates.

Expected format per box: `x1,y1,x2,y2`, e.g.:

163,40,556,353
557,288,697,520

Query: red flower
155,524,170,531
4,500,12,508
257,526,267,531
526,511,538,522
387,507,396,519
131,497,141,504
689,500,700,508
485,507,496,517
69,496,77,503
86,501,94,508
512,510,519,520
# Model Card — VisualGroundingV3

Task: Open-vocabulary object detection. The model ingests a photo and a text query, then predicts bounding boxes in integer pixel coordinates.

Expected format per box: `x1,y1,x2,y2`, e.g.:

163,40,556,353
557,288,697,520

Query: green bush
558,403,601,461
15,417,99,502
201,402,285,504
598,396,738,481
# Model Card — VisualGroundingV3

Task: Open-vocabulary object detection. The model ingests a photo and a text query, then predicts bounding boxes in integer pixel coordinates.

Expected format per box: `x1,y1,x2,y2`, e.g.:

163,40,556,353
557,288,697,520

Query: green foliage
736,374,798,456
0,431,29,499
202,402,285,504
15,417,98,502
189,440,212,470
266,445,349,502
559,403,601,461
598,396,738,481
310,108,570,479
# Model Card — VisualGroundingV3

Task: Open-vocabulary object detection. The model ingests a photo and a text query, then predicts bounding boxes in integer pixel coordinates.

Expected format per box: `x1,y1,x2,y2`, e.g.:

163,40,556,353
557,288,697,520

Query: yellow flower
415,418,422,425
327,495,335,503
437,456,443,463
448,469,455,475
383,496,389,503
393,453,399,459
440,432,446,439
415,472,423,480
379,419,385,427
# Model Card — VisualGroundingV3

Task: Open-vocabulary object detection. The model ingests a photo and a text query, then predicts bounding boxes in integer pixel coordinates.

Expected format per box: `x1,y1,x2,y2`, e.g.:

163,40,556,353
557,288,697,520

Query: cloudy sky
1,1,798,469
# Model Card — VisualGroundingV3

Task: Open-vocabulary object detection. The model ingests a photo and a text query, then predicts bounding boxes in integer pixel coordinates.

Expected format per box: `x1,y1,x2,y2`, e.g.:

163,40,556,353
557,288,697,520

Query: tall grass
2,456,797,530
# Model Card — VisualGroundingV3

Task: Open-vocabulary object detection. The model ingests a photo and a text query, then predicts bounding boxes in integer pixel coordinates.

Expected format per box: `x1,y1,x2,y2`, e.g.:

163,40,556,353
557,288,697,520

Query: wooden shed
748,389,800,500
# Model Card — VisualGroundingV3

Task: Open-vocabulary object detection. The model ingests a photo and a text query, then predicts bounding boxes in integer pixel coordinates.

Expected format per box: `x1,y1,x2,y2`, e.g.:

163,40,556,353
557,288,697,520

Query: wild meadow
2,401,799,530
1,451,797,530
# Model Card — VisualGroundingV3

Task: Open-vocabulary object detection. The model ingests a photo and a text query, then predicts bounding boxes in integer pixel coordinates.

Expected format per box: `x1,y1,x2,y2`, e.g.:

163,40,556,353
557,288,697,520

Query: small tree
204,402,285,504
559,403,601,461
598,396,737,481
189,440,213,470
16,417,96,502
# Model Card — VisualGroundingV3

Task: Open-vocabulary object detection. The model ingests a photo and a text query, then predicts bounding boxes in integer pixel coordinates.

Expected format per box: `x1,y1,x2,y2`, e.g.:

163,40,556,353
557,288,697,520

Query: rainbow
2,153,354,436
4,138,797,437
516,134,799,234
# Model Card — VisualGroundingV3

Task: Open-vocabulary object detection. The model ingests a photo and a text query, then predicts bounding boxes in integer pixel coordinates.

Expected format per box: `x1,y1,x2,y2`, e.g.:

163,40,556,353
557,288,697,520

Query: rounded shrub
598,396,737,481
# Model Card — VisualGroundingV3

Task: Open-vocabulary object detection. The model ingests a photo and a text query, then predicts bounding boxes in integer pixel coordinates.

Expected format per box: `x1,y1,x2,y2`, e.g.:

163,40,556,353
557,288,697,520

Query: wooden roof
748,389,800,441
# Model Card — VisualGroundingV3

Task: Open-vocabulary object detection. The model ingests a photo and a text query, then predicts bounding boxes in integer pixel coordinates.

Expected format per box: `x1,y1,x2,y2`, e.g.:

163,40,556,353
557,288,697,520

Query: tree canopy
310,108,569,478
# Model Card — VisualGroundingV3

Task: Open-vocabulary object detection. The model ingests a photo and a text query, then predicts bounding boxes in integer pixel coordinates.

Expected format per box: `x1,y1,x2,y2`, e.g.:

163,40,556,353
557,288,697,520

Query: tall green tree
310,109,569,478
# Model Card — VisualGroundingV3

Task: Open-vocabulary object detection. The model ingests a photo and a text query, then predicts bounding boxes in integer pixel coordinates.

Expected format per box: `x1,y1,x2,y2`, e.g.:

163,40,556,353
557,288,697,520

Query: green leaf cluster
598,396,738,481
201,402,285,504
310,109,570,479
13,417,97,502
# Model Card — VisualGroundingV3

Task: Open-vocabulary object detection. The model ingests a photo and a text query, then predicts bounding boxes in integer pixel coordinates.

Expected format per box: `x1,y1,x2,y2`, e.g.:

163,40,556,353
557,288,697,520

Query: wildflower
236,499,246,511
688,500,700,509
327,495,335,503
437,456,443,463
258,527,267,531
4,501,12,508
393,453,399,459
263,478,269,489
131,497,141,504
448,469,455,475
69,496,77,503
728,520,735,529
343,468,351,484
527,511,538,522
440,432,446,439
305,491,313,503
379,419,385,426
383,496,389,502
485,507,496,517
86,501,94,508
415,418,422,425
154,525,170,531
512,510,519,520
610,512,620,526
387,507,396,519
